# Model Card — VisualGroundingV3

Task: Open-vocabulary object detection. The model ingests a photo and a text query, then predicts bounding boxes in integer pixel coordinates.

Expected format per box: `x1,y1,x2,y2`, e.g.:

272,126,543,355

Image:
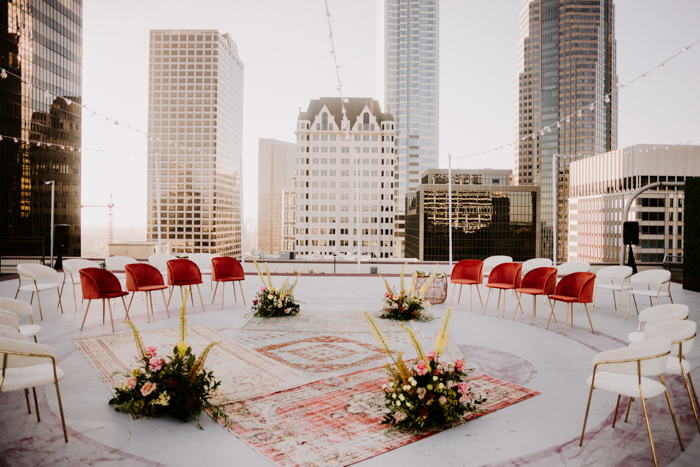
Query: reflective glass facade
147,30,244,257
0,0,82,257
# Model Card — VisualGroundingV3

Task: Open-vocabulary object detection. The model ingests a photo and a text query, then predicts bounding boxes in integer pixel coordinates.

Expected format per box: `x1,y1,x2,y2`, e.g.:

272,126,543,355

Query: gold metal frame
672,334,700,433
591,272,632,318
579,350,683,467
625,279,674,320
15,275,64,321
0,350,68,443
212,280,246,309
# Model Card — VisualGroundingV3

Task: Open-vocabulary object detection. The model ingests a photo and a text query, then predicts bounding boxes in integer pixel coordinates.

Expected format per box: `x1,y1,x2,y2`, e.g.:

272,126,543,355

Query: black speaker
623,221,639,245
55,224,70,249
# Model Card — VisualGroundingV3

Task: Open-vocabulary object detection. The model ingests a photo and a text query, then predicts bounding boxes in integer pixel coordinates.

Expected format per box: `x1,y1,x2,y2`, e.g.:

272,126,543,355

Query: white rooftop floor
0,272,698,466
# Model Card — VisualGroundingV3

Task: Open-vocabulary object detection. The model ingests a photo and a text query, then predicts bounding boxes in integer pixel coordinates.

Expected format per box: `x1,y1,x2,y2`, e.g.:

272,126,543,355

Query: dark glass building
405,169,540,261
0,1,82,259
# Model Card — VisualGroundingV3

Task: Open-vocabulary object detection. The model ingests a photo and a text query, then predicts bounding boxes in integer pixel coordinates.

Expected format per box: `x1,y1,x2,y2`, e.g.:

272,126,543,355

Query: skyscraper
147,30,244,257
515,0,617,261
257,138,295,255
377,0,439,257
0,1,83,258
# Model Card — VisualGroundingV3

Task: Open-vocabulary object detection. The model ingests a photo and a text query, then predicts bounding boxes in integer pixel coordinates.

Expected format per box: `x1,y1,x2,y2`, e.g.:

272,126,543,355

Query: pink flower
392,294,400,301
146,346,157,357
126,376,137,390
414,359,429,376
457,382,470,396
252,299,259,306
260,286,266,291
439,396,447,405
454,359,465,372
149,357,162,371
427,350,436,360
140,382,157,397
393,411,407,421
417,387,426,399
384,292,389,297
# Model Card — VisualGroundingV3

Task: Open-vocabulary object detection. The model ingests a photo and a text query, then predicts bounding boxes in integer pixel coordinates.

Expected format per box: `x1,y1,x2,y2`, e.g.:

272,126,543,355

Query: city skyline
78,1,699,241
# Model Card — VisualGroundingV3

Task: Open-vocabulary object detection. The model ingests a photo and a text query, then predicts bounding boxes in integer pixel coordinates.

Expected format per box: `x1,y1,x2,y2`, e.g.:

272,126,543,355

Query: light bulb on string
577,110,582,117
64,98,72,106
660,63,665,70
327,51,334,56
14,138,18,143
0,69,7,79
343,98,349,103
589,103,594,110
644,72,650,77
566,116,571,123
45,91,50,99
556,122,561,129
682,47,688,52
604,95,610,103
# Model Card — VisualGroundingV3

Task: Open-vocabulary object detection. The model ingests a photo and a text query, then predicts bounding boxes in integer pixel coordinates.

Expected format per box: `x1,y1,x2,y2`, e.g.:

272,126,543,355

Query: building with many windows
405,169,540,261
0,0,83,258
294,98,396,258
568,144,700,264
146,29,244,256
376,0,439,257
515,0,617,262
257,138,296,255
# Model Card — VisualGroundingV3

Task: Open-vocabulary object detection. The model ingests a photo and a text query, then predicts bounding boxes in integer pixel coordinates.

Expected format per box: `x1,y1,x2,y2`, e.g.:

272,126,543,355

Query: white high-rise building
377,0,439,257
147,29,244,257
295,98,396,258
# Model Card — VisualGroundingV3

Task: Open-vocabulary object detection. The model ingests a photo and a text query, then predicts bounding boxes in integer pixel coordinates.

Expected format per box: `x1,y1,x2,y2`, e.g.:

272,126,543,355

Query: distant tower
515,0,617,261
147,30,244,257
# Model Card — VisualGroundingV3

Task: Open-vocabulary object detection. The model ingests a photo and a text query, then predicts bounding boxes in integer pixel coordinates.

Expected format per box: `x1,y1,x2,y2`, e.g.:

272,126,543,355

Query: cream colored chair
0,335,68,442
644,320,700,433
627,304,689,343
556,261,591,280
0,310,41,342
625,270,673,320
0,297,37,325
592,265,633,317
521,258,553,275
62,259,101,311
148,254,177,277
15,264,63,320
104,256,139,282
579,337,683,466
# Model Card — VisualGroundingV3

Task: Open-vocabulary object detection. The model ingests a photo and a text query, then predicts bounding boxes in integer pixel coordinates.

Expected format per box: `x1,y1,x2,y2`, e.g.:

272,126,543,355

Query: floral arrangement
251,259,302,317
109,290,228,429
415,270,447,278
378,263,439,321
365,308,486,433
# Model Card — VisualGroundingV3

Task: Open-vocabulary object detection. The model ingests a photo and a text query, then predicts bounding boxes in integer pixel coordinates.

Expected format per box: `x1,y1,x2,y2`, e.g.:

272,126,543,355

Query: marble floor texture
0,271,699,467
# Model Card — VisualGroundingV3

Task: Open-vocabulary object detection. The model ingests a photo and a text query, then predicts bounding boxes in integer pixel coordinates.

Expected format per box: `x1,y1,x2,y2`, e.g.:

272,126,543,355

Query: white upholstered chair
0,297,36,325
579,337,683,466
15,264,63,320
148,254,177,277
104,256,139,281
521,258,553,276
592,265,633,317
625,270,673,320
556,261,590,279
62,259,101,311
0,335,68,442
0,310,41,342
627,304,689,343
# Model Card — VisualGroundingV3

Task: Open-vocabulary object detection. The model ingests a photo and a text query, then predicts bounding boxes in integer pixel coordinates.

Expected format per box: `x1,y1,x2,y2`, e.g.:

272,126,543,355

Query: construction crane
81,194,117,244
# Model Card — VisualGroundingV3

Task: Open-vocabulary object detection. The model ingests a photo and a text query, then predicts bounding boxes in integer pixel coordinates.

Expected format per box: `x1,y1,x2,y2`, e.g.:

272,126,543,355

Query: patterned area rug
219,366,540,467
73,325,309,405
241,309,403,333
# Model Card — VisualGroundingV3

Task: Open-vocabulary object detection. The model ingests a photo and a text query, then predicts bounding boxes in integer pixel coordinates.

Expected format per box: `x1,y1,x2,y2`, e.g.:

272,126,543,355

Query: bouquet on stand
109,289,228,429
378,263,439,321
251,259,302,318
365,308,486,433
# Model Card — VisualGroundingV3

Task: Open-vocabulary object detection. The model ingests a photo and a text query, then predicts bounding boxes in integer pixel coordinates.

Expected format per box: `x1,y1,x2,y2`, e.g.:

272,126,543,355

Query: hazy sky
81,0,700,235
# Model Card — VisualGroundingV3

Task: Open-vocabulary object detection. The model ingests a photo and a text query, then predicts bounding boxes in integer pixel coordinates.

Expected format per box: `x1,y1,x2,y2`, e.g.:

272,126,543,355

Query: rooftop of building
297,97,393,128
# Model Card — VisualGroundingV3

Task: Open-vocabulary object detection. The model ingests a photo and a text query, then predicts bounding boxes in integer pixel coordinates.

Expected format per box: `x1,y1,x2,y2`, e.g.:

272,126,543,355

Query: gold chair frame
15,276,63,321
591,271,632,318
625,279,674,320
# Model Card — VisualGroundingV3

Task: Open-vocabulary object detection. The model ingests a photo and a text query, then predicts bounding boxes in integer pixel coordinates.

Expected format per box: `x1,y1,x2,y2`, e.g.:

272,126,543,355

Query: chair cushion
550,294,578,303
19,325,42,338
516,287,545,296
100,291,129,299
486,283,516,290
451,279,479,285
0,363,65,392
19,283,59,292
138,285,168,291
665,358,691,375
587,372,665,399
630,290,670,298
214,276,244,282
627,332,645,343
595,284,628,291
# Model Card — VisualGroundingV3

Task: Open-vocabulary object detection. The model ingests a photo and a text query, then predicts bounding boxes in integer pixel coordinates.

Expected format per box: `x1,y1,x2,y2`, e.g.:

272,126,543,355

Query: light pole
45,180,55,267
552,153,557,265
448,153,453,269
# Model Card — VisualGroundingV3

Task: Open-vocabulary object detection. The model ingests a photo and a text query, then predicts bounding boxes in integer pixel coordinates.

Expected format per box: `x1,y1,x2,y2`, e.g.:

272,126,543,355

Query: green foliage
252,286,301,317
379,287,435,321
684,177,700,285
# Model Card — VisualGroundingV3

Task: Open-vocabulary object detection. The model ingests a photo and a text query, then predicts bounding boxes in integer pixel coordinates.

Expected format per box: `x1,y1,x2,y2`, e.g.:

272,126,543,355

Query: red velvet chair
211,257,246,309
513,267,558,324
547,272,596,335
167,259,205,311
483,263,522,317
449,260,483,311
79,268,130,332
125,263,170,322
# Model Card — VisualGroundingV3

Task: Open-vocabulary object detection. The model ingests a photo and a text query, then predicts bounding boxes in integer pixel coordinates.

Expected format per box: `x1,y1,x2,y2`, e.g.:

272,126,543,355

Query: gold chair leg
579,383,595,446
121,296,130,321
56,278,64,314
625,397,634,423
102,300,105,323
196,284,204,310
232,280,237,303
15,283,20,299
189,285,194,306
449,283,456,306
222,281,226,309
660,374,684,450
496,289,502,311
80,300,92,330
475,283,483,307
161,289,170,318
127,292,135,313
564,303,570,335
512,293,523,321
24,388,31,414
32,387,40,422
483,287,492,314
107,299,115,332
212,282,219,305
239,281,246,306
639,385,659,467
54,376,68,443
546,299,556,329
625,290,632,320
35,285,43,321
167,286,174,308
503,290,507,317
633,294,639,315
612,288,617,311
689,374,700,420
612,395,621,428
147,293,155,322
584,303,594,333
470,283,472,311
458,284,462,305
591,287,597,312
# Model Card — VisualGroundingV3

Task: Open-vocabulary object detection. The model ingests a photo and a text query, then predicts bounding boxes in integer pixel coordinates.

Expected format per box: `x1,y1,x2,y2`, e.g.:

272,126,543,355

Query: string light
0,69,6,79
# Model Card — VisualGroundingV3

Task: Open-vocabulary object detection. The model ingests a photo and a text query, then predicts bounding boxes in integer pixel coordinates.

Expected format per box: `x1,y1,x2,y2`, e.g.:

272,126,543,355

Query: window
322,112,328,130
363,113,369,125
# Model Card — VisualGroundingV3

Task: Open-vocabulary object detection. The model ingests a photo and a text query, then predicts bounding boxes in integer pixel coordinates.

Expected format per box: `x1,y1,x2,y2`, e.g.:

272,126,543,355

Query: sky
81,0,700,237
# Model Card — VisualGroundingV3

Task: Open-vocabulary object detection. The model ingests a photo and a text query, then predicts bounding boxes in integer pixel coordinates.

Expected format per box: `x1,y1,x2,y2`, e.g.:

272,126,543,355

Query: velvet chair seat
483,263,522,316
547,272,596,335
167,259,205,310
125,263,170,323
513,267,558,324
79,268,129,332
211,257,246,309
449,260,483,311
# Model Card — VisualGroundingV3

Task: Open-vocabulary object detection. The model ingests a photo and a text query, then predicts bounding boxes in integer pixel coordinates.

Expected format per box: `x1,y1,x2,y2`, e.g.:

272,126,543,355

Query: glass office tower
377,0,439,257
0,1,83,259
515,0,617,261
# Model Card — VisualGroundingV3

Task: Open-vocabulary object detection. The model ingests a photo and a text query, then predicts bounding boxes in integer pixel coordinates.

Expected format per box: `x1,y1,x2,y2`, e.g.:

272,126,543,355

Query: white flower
388,382,394,388
406,402,412,408
398,394,405,401
268,294,274,299
411,380,417,387
403,385,411,391
438,383,445,390
392,393,397,399
433,376,438,381
382,384,387,389
396,400,401,406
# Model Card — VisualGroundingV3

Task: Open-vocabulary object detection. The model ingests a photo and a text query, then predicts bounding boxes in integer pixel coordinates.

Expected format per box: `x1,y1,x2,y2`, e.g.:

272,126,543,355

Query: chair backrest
0,311,20,330
644,320,696,357
211,257,244,281
593,337,671,376
125,263,165,291
79,268,123,299
556,262,590,276
166,259,202,285
17,263,57,279
638,304,689,328
488,263,522,288
0,336,56,369
521,258,553,275
63,259,101,276
595,265,633,283
521,267,558,294
630,269,671,288
483,256,513,274
0,329,28,341
189,253,215,272
554,272,596,303
105,256,138,272
0,298,33,317
149,254,177,272
450,260,483,283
